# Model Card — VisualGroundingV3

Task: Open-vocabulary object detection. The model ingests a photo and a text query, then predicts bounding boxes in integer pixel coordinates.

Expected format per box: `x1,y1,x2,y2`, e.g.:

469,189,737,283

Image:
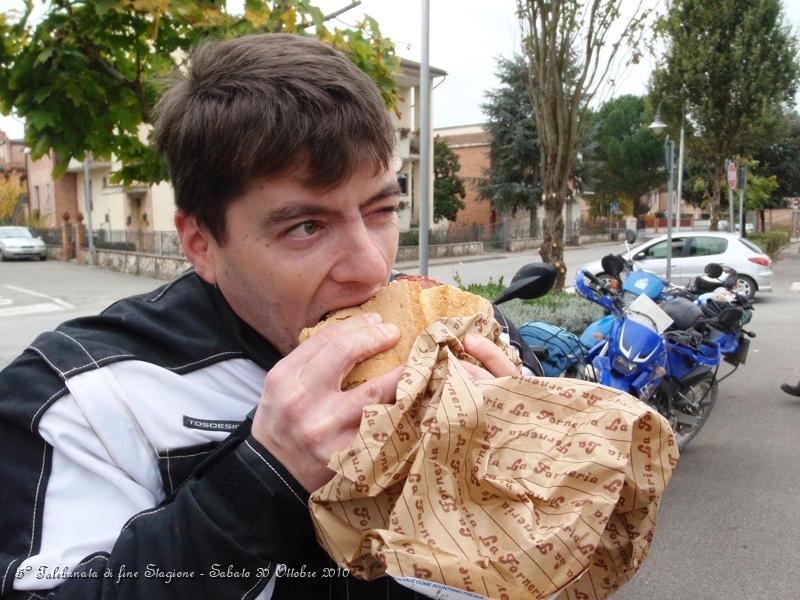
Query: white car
0,226,48,261
718,220,755,234
578,231,771,300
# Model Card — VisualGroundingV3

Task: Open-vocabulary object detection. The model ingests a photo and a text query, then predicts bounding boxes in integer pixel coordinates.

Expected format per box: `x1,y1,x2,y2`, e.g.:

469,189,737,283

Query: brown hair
154,33,395,243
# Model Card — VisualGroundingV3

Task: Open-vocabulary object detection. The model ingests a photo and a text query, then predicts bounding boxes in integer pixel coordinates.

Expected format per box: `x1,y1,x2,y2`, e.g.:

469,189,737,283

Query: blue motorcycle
576,265,726,449
686,264,756,369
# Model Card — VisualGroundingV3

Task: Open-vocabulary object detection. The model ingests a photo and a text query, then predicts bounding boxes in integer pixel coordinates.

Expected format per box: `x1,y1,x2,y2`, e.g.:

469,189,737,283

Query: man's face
189,165,400,355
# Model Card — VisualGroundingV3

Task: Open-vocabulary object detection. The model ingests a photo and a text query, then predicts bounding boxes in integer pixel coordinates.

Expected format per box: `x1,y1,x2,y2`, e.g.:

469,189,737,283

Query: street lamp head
649,111,667,135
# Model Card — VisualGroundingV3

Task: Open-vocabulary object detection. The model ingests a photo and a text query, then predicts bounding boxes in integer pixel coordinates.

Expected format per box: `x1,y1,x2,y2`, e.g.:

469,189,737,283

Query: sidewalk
393,238,625,271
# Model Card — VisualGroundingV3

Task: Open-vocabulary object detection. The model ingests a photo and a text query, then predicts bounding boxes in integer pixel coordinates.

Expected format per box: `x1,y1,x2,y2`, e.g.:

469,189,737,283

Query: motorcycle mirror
625,229,637,244
493,263,557,305
704,263,723,278
600,254,626,277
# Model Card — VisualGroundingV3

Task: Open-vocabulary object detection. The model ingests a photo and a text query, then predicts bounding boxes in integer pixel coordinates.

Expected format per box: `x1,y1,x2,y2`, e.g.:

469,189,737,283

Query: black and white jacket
0,270,538,599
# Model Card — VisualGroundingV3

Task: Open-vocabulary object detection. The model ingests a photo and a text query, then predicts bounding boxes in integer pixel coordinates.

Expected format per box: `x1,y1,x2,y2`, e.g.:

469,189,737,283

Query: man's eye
371,205,400,219
287,221,320,238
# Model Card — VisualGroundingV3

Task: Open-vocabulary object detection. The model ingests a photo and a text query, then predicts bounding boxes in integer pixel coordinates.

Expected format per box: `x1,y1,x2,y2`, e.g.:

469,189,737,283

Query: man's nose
331,222,391,285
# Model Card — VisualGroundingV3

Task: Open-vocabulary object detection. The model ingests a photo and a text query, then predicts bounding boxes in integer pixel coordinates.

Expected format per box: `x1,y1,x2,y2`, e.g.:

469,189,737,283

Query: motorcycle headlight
612,354,638,375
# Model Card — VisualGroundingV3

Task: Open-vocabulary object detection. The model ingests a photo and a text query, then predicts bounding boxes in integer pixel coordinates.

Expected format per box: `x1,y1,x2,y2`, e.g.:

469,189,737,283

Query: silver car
579,231,771,300
0,226,48,261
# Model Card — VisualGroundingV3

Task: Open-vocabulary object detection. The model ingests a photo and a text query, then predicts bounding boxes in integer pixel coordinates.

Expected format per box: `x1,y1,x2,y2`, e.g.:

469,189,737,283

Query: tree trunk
709,164,722,231
538,182,567,290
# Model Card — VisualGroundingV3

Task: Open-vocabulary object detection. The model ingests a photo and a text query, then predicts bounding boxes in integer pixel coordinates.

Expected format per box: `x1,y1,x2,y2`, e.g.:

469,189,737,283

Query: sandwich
298,277,494,389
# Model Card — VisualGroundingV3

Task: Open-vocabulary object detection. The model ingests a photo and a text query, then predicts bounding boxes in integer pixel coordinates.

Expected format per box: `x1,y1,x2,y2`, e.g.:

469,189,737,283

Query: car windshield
0,227,34,239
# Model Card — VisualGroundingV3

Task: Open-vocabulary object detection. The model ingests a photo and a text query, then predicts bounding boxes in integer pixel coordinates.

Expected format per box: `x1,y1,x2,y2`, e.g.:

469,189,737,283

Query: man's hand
251,313,401,492
460,333,520,382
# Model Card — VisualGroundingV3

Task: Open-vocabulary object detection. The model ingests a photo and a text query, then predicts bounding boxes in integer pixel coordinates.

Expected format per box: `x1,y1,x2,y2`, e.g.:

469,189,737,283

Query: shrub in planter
748,231,790,260
455,275,605,334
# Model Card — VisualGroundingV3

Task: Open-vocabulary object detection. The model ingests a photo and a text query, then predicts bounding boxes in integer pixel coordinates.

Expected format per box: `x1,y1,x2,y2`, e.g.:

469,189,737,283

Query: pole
665,138,674,283
794,208,799,242
675,104,685,231
726,160,735,233
738,164,747,238
418,0,431,275
82,156,96,266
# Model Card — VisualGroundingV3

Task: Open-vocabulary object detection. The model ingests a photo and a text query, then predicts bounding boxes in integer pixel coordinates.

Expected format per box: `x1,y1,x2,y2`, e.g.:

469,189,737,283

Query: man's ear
175,210,218,284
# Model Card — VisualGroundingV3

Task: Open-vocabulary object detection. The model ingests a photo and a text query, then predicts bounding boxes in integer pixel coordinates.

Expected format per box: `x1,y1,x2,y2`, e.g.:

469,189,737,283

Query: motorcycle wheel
665,373,718,451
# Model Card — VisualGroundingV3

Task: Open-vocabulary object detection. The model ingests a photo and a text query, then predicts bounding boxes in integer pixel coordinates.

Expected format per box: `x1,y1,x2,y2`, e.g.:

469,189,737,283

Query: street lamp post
649,97,686,232
676,106,685,231
649,98,684,283
664,139,675,282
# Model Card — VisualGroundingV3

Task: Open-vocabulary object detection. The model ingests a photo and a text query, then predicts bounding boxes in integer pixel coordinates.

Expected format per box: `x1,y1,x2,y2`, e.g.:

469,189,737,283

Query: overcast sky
1,0,799,139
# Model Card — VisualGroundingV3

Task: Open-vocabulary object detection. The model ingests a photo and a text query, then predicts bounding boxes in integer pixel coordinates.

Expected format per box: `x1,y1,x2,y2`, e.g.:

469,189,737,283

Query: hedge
747,231,790,260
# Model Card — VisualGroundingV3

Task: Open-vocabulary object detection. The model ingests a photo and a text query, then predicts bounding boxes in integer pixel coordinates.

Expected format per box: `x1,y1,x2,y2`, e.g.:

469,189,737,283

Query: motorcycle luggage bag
519,321,584,377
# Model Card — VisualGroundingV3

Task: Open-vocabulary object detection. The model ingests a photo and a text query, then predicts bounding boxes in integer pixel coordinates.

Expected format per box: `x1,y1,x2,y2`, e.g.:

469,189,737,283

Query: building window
397,173,408,196
45,183,52,211
102,176,122,189
33,185,40,209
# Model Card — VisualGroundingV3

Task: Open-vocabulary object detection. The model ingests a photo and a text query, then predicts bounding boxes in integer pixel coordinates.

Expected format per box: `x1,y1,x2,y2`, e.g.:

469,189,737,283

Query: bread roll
299,279,493,389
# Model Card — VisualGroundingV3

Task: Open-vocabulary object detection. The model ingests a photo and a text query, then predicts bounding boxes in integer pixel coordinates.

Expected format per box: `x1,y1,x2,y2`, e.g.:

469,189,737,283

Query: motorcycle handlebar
584,270,605,288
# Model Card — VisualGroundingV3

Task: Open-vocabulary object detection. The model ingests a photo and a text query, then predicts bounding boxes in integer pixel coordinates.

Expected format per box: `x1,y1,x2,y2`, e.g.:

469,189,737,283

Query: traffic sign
727,161,737,190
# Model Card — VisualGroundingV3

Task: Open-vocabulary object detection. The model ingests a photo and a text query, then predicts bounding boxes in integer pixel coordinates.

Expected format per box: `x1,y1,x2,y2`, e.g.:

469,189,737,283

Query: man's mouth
316,288,384,324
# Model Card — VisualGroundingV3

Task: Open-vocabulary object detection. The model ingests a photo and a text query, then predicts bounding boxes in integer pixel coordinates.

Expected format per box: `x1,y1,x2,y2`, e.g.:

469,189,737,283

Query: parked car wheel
733,275,756,300
39,255,47,261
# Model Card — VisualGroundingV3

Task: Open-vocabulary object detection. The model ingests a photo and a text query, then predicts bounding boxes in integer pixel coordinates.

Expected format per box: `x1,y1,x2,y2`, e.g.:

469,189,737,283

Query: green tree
433,136,466,223
478,56,540,236
589,95,664,219
651,0,800,230
753,110,800,205
0,1,398,185
736,159,779,231
516,0,652,290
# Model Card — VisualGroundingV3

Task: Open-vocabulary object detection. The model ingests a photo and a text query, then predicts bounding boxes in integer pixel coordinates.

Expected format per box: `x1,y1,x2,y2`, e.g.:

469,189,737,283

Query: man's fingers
462,334,520,378
343,365,403,416
458,359,494,383
293,313,400,387
293,312,383,359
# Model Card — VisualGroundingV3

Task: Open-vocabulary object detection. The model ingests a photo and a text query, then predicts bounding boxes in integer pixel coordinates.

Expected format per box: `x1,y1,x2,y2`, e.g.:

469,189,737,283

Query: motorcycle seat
662,297,704,331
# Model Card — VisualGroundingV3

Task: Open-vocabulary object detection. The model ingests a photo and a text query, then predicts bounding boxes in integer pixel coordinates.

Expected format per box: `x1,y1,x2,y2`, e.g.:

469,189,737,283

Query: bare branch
323,1,362,22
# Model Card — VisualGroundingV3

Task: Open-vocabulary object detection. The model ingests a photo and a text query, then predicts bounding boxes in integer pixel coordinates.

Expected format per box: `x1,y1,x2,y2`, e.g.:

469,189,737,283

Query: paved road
2,245,800,598
0,260,164,368
614,244,800,600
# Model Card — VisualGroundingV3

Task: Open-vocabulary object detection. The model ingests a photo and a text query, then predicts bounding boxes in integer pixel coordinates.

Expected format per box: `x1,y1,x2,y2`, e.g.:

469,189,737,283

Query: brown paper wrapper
310,314,679,600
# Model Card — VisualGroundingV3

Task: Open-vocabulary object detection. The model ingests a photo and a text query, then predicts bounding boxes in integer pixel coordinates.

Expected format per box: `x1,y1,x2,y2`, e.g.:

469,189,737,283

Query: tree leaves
433,136,466,223
651,0,800,227
479,56,540,222
589,94,664,217
0,1,398,184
